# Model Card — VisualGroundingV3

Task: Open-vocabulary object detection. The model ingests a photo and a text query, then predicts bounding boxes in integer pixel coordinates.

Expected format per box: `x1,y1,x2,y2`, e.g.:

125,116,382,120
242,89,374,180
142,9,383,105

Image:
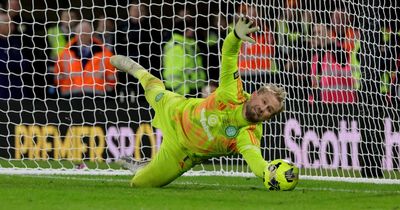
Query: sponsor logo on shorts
225,126,238,138
155,93,164,102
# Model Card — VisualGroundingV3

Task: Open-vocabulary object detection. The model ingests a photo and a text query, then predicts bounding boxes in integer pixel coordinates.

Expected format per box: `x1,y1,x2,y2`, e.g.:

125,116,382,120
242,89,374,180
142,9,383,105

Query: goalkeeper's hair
257,84,286,116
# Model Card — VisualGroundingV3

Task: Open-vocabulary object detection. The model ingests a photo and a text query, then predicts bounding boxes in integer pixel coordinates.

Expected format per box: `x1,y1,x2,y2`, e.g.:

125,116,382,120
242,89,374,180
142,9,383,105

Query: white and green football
263,159,299,191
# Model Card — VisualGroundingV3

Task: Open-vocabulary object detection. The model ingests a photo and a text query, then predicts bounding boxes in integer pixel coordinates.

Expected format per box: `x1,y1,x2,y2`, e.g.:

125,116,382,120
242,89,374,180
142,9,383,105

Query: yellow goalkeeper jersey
153,32,267,178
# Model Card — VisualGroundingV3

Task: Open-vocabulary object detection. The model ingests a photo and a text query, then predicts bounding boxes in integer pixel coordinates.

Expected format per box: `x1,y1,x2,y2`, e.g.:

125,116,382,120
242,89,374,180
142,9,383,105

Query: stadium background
1,0,400,179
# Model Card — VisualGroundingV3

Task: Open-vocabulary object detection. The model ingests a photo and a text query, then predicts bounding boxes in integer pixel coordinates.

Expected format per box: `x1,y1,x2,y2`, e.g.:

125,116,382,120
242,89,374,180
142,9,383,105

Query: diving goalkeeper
111,17,287,187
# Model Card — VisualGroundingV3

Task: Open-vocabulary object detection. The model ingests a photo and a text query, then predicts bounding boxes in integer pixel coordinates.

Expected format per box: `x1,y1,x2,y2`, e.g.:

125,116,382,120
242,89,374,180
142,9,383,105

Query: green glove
234,16,260,44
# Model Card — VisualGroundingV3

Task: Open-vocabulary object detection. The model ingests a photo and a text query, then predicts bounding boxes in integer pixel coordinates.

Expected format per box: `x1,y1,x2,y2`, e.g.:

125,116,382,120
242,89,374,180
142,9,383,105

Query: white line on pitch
296,187,400,194
21,175,129,183
11,175,400,194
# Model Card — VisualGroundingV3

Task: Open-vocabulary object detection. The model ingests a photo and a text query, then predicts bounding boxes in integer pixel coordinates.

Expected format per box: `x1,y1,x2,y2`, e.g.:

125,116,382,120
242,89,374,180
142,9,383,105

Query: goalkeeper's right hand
234,16,259,44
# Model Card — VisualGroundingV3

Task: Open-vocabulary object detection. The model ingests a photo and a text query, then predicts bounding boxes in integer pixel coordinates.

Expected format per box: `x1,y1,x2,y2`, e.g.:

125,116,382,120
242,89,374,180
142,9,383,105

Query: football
263,159,299,191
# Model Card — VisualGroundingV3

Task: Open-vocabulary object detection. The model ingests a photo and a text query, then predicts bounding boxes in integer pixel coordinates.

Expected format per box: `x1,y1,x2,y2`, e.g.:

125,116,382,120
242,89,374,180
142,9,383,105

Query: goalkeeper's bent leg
130,136,194,187
110,55,148,79
110,55,169,107
135,70,167,106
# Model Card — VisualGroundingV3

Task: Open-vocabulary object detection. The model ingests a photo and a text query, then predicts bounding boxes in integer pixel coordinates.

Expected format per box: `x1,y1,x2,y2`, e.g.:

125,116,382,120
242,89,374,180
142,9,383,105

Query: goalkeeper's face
244,91,280,123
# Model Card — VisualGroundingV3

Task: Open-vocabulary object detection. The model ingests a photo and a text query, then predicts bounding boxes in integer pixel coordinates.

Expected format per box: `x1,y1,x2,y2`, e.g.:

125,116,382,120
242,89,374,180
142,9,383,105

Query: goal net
1,0,400,184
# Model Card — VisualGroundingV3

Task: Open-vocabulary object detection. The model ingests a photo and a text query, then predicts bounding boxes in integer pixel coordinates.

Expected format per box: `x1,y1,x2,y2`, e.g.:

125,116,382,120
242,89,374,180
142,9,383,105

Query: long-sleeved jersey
153,32,268,178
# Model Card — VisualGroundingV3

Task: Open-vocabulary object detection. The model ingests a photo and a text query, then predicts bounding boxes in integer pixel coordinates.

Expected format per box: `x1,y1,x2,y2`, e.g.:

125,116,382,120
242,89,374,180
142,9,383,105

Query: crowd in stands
0,0,399,107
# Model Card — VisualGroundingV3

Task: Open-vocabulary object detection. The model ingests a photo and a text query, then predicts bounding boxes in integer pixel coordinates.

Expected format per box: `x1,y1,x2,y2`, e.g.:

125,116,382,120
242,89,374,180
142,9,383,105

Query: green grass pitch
0,174,399,210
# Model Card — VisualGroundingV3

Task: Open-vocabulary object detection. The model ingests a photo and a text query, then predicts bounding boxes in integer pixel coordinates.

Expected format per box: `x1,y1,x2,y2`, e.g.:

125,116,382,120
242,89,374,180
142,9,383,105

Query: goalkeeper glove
234,16,259,44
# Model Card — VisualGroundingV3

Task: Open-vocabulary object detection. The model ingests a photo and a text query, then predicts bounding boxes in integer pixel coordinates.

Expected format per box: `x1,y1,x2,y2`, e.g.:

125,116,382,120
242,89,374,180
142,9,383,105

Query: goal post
1,0,400,184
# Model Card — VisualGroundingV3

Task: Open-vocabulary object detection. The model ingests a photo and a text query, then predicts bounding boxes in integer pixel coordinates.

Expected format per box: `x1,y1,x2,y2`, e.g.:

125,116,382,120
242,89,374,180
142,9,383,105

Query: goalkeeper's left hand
234,16,260,44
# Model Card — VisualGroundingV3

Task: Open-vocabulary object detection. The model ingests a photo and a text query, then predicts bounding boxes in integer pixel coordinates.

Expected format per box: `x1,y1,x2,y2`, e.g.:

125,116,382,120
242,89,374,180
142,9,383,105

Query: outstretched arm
236,125,267,178
219,17,259,101
240,146,268,178
219,31,242,89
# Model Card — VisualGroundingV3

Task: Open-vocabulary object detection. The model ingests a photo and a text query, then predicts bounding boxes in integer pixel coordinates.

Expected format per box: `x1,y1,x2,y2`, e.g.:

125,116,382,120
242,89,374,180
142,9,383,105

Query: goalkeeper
111,17,286,187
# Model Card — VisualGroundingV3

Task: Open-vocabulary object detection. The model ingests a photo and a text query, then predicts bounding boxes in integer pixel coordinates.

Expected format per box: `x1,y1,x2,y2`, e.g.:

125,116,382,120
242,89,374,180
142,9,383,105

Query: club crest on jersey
155,93,164,102
225,126,238,138
207,114,218,127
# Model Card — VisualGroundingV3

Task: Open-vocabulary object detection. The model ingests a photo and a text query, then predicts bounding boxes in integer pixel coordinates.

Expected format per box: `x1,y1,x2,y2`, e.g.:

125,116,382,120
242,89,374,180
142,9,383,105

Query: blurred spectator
198,14,229,98
3,0,39,99
47,9,79,61
331,5,362,90
54,21,116,97
162,16,206,97
205,14,229,81
94,15,115,52
375,20,400,105
163,6,194,43
304,11,332,102
46,9,79,97
275,1,306,72
115,1,152,69
388,27,400,105
274,1,313,95
0,13,27,98
115,1,163,99
238,4,276,73
5,0,20,23
307,21,333,49
309,7,360,104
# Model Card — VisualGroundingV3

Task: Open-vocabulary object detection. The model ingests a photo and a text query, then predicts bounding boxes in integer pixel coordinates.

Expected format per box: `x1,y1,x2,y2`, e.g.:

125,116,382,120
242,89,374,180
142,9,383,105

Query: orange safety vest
54,37,116,96
238,31,276,72
331,27,360,53
311,51,356,103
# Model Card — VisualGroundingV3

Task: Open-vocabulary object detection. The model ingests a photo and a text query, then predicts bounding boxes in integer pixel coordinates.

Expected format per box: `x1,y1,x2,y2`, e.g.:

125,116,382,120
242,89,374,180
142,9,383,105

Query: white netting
0,0,399,184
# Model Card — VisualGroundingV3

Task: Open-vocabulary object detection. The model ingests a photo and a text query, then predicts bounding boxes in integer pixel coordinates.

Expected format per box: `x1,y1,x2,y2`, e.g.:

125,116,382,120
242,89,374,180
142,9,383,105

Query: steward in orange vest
54,36,116,97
